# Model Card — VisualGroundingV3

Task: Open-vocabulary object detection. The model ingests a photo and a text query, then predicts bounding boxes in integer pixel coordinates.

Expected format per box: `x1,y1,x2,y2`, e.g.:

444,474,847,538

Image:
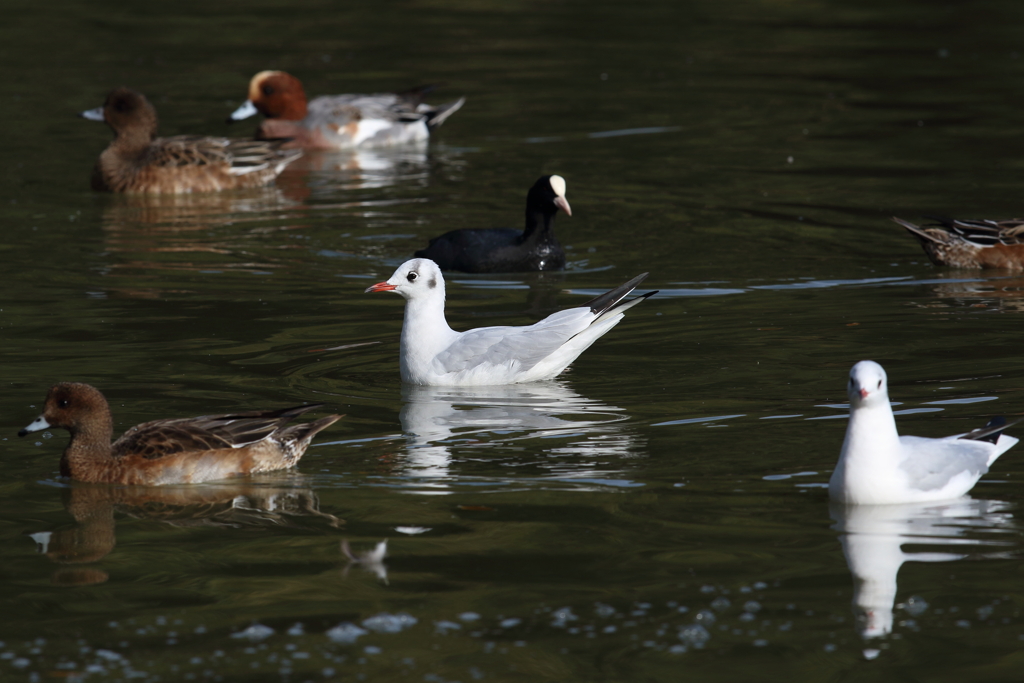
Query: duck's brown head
81,87,159,144
247,71,308,120
20,383,111,436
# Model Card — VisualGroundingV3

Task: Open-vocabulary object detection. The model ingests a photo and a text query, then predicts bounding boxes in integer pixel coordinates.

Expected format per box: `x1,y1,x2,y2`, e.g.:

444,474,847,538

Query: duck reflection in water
830,498,1014,646
282,146,434,195
32,479,340,586
398,381,637,488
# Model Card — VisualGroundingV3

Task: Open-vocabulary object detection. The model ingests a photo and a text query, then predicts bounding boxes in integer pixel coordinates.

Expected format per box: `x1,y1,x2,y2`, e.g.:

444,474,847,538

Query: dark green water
5,0,1024,680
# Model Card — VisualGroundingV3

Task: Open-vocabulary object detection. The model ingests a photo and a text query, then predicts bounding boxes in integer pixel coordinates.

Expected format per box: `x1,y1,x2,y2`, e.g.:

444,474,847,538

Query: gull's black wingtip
960,415,1022,444
584,273,650,315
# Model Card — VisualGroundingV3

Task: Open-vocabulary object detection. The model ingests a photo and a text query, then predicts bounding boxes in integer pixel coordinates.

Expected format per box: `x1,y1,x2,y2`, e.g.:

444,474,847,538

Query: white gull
365,258,655,386
829,360,1018,505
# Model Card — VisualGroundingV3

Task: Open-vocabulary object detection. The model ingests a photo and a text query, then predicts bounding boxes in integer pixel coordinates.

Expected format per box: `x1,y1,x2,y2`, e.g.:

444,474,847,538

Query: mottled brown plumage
20,383,341,485
83,87,302,194
894,216,1024,269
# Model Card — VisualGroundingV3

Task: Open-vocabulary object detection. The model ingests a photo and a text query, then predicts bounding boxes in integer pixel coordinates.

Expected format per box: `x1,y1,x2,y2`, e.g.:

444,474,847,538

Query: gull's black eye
58,399,70,409
877,380,882,388
407,272,418,282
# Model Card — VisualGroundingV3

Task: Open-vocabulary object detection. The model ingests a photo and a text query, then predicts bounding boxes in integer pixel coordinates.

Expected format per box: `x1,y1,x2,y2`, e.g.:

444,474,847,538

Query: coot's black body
415,175,571,273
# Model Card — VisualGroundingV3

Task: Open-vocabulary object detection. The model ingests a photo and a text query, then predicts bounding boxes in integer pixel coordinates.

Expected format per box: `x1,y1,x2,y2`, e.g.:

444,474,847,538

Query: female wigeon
415,175,571,272
19,383,342,485
82,87,302,194
227,71,465,150
894,216,1024,269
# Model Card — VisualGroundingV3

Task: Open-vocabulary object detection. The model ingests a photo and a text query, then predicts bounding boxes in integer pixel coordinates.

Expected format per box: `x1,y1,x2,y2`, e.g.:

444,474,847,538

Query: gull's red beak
365,281,397,293
859,389,869,399
554,196,572,217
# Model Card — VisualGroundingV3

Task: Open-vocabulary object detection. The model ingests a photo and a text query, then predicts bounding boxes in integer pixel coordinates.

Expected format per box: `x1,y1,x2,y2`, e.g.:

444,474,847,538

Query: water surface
4,0,1024,681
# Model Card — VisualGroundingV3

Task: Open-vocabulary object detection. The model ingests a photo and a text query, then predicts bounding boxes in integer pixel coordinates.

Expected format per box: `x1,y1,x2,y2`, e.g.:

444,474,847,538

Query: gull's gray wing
434,307,594,374
898,436,993,492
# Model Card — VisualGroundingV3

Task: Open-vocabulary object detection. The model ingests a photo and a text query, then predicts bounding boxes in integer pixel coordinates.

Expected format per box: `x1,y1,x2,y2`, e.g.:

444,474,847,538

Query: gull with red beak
365,258,655,386
829,360,1018,505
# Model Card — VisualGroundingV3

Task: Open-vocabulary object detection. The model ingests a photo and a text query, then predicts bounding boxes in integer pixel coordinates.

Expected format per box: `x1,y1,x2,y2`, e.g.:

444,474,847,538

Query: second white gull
829,360,1019,505
365,258,655,386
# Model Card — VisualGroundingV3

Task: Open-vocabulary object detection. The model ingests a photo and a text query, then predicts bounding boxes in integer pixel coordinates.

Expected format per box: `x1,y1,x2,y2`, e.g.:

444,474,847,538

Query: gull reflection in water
830,498,1015,647
399,382,638,491
30,480,340,586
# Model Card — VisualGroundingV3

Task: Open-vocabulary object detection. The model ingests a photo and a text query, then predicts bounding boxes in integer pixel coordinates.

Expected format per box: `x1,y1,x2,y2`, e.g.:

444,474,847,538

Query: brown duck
81,87,302,194
19,382,341,485
894,216,1024,269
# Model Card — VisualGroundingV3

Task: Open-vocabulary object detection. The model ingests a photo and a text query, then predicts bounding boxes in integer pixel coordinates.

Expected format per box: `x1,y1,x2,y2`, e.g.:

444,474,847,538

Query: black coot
415,175,571,272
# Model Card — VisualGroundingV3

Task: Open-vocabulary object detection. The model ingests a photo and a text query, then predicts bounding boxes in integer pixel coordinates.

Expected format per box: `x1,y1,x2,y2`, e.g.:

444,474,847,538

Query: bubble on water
435,621,461,634
499,618,521,629
710,597,730,611
551,608,578,628
594,603,616,618
902,596,929,616
231,624,274,642
678,624,710,648
326,623,368,644
362,613,417,634
287,623,304,636
459,613,481,622
743,601,762,613
693,609,716,626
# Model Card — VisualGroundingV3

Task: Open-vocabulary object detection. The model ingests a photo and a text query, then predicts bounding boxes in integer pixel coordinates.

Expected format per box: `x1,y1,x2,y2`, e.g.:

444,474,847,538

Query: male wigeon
19,383,341,485
82,87,302,194
227,71,465,150
894,216,1024,269
415,175,571,272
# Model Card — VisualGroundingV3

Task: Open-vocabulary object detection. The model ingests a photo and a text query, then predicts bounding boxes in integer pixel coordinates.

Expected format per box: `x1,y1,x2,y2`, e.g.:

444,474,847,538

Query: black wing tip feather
960,415,1022,444
584,272,650,315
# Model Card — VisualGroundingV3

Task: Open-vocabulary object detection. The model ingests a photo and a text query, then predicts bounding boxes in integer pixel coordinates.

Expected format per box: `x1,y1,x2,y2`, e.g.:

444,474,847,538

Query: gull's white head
364,258,445,301
848,360,889,408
